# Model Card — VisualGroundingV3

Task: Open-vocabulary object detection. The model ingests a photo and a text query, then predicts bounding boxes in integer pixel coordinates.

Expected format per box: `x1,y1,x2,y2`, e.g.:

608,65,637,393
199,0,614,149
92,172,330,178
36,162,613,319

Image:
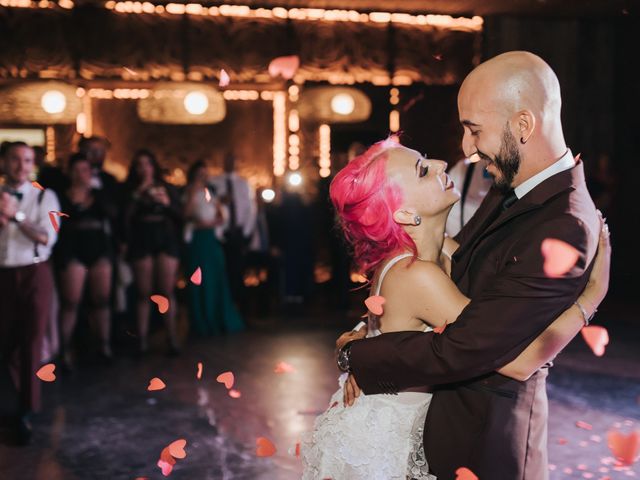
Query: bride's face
386,147,460,219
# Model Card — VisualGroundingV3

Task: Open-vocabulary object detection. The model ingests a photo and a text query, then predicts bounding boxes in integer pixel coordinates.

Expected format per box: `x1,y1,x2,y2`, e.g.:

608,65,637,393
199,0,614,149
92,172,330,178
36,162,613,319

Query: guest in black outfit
55,153,116,368
123,150,181,354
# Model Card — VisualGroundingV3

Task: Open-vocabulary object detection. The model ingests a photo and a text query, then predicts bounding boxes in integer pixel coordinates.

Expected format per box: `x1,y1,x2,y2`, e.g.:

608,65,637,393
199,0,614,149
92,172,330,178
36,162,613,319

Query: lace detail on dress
301,374,436,480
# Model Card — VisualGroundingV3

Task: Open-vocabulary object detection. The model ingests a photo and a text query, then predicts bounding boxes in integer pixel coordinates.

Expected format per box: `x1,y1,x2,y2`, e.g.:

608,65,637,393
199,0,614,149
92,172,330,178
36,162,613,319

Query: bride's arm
497,223,610,381
406,219,610,375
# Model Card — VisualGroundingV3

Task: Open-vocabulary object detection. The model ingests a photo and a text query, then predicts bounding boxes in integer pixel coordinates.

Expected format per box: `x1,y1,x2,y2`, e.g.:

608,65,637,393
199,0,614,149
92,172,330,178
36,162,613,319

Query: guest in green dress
183,161,244,335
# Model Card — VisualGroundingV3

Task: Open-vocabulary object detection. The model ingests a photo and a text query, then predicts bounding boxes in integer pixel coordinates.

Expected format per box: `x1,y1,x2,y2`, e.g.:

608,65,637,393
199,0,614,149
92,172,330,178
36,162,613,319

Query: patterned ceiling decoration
0,5,482,85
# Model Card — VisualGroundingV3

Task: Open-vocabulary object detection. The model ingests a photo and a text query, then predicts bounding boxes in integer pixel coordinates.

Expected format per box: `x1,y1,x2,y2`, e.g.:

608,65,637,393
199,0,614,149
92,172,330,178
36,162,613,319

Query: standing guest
123,150,181,355
183,161,244,335
55,153,116,368
445,157,493,237
77,136,119,198
210,152,257,303
0,142,60,444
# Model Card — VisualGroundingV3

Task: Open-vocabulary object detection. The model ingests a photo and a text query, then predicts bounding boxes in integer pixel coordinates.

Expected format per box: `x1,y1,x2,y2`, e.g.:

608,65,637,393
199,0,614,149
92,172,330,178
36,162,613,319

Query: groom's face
459,95,522,192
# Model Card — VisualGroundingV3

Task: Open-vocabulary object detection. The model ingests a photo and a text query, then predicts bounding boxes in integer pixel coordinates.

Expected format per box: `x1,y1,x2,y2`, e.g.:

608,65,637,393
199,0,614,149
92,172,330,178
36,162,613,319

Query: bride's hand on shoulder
335,325,367,352
581,211,611,310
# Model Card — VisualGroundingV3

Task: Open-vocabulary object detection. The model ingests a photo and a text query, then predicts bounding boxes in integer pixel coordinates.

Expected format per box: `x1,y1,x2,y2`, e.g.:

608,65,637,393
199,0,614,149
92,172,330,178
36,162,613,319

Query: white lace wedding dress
301,254,437,480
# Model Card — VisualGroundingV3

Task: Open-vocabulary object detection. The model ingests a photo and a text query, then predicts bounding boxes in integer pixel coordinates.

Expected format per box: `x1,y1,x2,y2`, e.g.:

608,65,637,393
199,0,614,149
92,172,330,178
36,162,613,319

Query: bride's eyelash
419,164,429,178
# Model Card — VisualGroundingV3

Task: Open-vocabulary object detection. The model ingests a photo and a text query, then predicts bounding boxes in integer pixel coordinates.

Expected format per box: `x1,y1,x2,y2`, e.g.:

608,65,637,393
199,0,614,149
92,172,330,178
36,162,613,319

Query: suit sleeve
350,215,596,394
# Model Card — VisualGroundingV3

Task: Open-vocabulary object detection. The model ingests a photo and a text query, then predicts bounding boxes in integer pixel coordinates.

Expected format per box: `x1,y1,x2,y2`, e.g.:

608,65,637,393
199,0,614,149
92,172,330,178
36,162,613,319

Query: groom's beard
478,126,522,193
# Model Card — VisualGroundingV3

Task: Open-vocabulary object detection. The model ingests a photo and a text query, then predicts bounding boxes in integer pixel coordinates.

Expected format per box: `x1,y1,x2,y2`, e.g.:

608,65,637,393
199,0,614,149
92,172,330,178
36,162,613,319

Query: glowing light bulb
331,93,355,115
288,172,303,186
41,90,66,114
261,189,276,202
184,91,209,115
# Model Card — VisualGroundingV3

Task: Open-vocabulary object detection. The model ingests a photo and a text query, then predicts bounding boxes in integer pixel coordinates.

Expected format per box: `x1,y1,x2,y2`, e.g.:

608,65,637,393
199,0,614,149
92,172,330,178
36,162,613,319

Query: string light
389,109,400,133
103,2,483,31
319,123,331,178
273,92,287,177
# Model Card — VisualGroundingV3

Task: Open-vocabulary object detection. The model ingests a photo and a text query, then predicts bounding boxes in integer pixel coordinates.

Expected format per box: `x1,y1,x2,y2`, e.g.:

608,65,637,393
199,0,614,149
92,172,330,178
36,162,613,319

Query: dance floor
0,302,638,480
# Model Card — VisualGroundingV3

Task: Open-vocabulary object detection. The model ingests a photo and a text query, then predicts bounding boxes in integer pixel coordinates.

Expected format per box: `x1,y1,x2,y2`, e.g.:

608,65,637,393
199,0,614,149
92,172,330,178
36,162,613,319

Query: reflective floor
0,303,638,480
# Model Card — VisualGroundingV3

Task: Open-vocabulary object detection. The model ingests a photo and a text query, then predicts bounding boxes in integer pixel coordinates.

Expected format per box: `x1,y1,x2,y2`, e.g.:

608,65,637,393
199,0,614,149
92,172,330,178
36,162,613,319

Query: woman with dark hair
183,160,243,335
55,153,116,367
123,149,182,354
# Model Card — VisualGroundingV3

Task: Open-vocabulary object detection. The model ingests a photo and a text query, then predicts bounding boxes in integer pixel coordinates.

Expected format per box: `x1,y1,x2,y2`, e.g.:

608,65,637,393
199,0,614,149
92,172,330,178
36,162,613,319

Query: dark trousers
0,262,53,413
222,232,247,304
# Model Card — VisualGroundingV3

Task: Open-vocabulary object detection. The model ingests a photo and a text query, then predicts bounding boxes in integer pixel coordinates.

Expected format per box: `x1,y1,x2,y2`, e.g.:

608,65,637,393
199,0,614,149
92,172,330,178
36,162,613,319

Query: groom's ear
393,209,416,225
516,109,536,144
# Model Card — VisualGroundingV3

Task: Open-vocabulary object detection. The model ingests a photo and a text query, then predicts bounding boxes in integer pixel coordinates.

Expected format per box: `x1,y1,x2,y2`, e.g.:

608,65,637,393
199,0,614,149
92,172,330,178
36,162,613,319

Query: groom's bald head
458,51,567,190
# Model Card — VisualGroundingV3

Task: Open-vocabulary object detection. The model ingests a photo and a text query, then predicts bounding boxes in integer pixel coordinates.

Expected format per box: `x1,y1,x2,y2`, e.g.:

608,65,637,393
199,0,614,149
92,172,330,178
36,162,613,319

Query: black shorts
128,220,181,261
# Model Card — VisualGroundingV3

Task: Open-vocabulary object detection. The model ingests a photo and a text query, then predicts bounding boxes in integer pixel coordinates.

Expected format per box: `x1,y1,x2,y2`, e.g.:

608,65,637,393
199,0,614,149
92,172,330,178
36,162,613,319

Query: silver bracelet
574,299,597,326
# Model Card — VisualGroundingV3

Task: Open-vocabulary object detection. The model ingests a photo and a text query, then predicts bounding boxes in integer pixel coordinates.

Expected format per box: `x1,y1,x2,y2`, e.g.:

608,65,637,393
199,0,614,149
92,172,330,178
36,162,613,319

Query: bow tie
7,190,23,201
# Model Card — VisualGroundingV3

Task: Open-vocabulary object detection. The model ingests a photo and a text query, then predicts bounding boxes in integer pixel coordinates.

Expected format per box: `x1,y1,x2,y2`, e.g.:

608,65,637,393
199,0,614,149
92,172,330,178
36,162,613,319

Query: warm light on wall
1,0,73,8
76,112,87,134
288,109,299,132
104,2,483,31
273,92,287,177
319,123,331,178
389,88,400,106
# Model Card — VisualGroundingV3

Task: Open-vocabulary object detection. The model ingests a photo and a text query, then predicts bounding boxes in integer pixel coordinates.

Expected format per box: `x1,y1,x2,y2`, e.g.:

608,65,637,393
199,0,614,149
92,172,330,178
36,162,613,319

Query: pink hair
330,139,417,276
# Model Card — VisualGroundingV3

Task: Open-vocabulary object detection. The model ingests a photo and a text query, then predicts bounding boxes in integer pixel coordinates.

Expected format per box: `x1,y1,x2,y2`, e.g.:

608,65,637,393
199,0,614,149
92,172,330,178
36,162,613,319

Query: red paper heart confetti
31,181,44,191
36,363,56,382
190,267,202,285
197,362,203,380
576,421,593,431
433,322,447,334
607,429,640,465
160,447,176,466
541,238,580,278
364,295,385,316
274,361,296,374
204,187,211,202
148,377,166,391
581,326,609,357
287,442,301,457
216,371,234,389
268,55,300,80
168,439,187,459
219,69,230,87
256,437,277,457
48,211,70,233
455,467,479,480
229,389,241,399
150,295,170,314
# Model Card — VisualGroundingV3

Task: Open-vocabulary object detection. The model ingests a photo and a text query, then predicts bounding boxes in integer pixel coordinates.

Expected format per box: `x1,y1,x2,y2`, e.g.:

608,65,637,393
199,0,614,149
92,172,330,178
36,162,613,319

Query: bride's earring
414,215,422,226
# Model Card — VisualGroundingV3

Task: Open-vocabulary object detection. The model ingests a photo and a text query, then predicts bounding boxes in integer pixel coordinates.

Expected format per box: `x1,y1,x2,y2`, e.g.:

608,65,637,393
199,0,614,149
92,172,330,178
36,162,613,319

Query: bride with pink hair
300,138,610,479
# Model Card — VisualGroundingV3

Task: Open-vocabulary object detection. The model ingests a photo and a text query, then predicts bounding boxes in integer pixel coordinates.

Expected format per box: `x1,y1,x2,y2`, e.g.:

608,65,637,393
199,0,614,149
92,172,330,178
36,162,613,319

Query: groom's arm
349,215,597,394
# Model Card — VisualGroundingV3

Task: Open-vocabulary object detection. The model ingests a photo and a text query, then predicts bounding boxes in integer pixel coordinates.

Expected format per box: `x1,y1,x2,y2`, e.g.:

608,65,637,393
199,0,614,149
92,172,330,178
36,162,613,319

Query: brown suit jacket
349,161,599,480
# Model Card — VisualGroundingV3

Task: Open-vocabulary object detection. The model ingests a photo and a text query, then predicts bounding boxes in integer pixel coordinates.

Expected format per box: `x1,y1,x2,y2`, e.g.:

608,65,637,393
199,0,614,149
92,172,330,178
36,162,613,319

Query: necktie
501,189,518,211
226,176,237,230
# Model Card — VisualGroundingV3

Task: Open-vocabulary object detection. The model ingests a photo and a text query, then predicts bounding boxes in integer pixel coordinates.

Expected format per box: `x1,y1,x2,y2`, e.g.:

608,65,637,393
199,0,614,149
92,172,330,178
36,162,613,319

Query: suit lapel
451,161,584,284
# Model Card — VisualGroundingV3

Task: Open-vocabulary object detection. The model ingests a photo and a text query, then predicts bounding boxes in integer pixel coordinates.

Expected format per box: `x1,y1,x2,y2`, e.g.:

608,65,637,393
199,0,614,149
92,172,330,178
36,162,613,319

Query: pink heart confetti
190,267,202,285
196,362,203,380
581,326,609,357
541,238,580,278
168,439,187,459
48,211,70,233
607,429,640,466
455,467,479,480
256,436,277,457
577,421,594,430
147,377,166,391
150,295,169,314
216,371,234,389
364,295,385,316
36,363,56,382
32,181,44,191
268,55,300,80
219,69,230,87
274,361,296,374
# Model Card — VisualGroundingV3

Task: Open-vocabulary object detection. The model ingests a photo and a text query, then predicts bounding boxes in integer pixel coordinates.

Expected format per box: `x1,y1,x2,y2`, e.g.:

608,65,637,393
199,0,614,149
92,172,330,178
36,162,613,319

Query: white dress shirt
514,149,575,199
210,173,257,239
0,181,60,267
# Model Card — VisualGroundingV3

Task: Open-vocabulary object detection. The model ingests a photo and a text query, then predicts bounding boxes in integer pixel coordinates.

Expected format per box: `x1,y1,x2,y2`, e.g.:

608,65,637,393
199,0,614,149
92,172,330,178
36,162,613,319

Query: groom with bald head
338,52,600,479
